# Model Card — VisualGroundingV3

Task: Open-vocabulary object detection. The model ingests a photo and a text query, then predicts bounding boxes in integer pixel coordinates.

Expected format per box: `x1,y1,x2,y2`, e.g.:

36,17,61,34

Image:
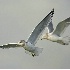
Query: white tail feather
25,47,43,57
25,50,31,55
34,47,43,56
62,36,70,45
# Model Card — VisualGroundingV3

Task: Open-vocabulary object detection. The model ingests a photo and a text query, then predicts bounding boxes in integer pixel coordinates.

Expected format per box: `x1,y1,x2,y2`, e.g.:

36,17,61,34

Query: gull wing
53,17,70,36
27,9,54,45
0,43,21,49
47,20,54,33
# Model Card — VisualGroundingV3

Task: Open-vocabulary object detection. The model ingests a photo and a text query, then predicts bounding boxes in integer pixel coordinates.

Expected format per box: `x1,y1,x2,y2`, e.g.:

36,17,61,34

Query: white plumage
0,9,54,57
41,11,70,45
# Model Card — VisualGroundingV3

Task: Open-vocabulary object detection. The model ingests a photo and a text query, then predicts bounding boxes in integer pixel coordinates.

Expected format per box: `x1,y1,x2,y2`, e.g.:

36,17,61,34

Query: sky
0,0,70,69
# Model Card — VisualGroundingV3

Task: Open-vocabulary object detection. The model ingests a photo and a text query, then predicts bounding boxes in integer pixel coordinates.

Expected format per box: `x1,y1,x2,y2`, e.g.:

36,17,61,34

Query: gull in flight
41,10,70,45
0,9,54,57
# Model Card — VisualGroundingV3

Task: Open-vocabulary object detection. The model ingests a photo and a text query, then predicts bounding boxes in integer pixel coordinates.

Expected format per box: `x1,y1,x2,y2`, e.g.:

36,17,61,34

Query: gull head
18,40,26,46
41,33,48,40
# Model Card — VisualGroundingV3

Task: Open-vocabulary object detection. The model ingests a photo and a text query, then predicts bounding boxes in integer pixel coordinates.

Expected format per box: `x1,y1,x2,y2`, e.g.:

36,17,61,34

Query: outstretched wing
47,20,54,33
27,9,54,45
53,17,70,36
0,43,21,49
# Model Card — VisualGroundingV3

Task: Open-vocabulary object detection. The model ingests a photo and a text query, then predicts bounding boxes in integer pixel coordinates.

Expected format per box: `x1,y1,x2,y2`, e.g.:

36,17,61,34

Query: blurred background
0,0,70,69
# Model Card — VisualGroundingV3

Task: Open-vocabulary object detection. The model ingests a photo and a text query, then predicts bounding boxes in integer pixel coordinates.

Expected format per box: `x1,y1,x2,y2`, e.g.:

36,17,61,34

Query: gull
41,13,70,45
0,9,54,57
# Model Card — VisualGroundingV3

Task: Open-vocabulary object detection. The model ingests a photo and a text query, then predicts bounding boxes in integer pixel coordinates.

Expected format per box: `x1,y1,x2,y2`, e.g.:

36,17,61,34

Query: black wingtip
52,8,54,12
51,8,54,17
46,8,54,18
52,8,54,14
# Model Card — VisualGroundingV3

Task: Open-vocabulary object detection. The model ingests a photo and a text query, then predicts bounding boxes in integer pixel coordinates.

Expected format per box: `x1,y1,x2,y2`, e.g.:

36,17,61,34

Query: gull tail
62,36,70,45
34,47,43,56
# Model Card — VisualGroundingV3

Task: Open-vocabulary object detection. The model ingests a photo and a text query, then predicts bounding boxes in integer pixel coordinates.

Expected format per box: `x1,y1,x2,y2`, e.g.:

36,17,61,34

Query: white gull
41,10,70,45
0,9,54,57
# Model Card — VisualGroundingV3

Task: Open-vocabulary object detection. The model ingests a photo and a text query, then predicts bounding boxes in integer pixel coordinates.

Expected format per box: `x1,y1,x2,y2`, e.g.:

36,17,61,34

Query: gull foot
32,53,35,57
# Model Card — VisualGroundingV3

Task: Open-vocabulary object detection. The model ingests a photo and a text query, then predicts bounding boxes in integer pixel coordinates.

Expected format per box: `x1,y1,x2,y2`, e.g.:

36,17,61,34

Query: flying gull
41,12,70,45
0,9,54,57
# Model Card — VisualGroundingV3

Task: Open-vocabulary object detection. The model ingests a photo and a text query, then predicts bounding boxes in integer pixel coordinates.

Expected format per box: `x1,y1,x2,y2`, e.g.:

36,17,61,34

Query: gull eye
19,41,22,43
19,40,23,43
19,40,25,43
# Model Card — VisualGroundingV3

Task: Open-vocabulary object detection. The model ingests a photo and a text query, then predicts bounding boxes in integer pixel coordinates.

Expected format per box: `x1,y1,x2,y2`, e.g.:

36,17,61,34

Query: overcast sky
0,0,70,69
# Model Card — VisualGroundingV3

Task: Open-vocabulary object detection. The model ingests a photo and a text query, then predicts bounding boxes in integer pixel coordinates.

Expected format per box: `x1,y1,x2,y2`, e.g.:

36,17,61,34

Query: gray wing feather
53,17,70,36
27,9,54,45
0,43,21,49
47,21,54,33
